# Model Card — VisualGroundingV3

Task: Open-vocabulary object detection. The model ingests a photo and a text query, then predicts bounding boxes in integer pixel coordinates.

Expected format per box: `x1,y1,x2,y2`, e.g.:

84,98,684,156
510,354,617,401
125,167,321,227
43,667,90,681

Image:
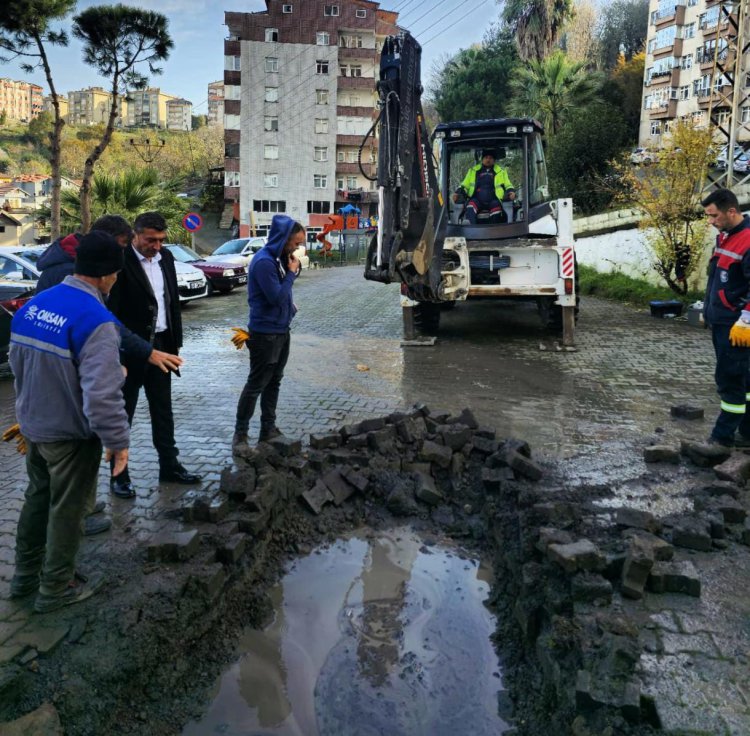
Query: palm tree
509,51,603,134
502,0,574,62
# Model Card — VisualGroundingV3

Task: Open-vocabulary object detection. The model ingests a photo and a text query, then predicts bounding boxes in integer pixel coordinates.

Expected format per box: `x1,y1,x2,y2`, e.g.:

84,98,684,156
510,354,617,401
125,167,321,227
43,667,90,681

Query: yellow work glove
2,423,27,455
730,310,750,347
230,327,250,350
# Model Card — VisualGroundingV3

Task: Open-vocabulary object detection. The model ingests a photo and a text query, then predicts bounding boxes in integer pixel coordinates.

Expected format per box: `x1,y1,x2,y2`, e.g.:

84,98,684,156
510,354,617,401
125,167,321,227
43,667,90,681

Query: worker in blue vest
453,149,515,224
8,231,130,613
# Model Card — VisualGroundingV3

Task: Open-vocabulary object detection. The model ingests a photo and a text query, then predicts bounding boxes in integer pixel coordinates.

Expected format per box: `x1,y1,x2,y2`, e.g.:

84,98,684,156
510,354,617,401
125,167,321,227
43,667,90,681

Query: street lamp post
129,137,166,164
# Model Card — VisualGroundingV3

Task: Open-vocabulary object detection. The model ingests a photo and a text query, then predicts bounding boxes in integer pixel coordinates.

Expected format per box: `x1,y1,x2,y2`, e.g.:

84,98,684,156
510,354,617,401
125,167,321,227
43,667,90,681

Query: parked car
0,280,36,364
0,246,42,285
733,153,750,173
165,244,247,295
629,148,658,165
716,144,745,170
173,260,208,304
206,236,310,270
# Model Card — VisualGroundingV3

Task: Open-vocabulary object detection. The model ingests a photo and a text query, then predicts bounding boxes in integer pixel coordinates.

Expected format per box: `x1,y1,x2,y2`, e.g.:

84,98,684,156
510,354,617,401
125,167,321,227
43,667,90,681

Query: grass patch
578,264,703,308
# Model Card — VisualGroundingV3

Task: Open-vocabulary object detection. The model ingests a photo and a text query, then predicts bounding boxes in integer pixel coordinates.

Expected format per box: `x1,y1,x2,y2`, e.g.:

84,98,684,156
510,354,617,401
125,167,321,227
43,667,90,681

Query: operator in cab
452,149,515,224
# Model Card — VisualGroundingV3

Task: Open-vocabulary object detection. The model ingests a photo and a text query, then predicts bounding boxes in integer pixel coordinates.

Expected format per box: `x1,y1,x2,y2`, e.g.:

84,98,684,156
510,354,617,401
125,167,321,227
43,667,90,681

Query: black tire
539,257,580,331
206,279,215,296
413,302,441,335
439,301,457,311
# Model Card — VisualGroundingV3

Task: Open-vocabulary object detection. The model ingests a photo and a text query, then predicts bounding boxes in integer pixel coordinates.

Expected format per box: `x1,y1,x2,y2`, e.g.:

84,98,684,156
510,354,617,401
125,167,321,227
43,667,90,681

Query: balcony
697,86,732,108
336,188,378,203
648,68,680,86
337,134,366,146
654,4,686,28
224,40,240,55
652,39,683,59
698,50,732,71
336,105,376,117
224,99,240,115
649,99,677,118
224,185,239,201
336,161,376,175
224,157,239,172
338,75,376,91
339,46,377,61
225,129,241,145
224,70,241,85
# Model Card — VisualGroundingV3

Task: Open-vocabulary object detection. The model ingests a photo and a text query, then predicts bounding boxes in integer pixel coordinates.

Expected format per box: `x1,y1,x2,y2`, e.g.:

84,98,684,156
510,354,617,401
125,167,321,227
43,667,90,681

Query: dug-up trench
1,405,749,735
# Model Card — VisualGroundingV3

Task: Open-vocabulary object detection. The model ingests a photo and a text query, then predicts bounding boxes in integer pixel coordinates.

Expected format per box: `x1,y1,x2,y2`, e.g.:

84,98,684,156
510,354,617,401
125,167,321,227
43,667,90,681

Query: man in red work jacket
702,188,750,447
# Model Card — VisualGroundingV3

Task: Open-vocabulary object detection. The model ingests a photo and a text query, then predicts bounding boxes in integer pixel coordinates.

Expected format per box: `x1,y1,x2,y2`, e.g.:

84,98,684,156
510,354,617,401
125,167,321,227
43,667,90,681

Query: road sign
182,212,203,232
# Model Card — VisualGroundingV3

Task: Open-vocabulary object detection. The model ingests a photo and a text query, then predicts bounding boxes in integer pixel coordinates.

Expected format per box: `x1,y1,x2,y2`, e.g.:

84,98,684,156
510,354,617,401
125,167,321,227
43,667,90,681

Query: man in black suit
107,211,201,496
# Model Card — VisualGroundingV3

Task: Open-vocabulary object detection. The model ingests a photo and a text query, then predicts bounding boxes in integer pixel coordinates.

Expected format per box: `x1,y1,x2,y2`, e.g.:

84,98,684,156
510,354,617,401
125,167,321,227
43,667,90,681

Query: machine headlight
222,269,233,277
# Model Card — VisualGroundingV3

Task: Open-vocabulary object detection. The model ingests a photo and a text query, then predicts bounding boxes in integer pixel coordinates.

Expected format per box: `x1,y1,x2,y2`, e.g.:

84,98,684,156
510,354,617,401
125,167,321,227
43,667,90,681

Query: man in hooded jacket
232,215,304,450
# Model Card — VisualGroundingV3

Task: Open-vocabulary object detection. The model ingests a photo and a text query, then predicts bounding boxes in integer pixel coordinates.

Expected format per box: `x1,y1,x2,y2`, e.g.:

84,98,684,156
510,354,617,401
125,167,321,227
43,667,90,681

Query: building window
225,143,240,158
346,175,357,189
340,34,363,48
650,121,662,136
337,150,345,162
348,150,358,163
264,115,279,131
356,8,366,17
265,86,279,102
324,5,339,16
316,89,329,105
253,200,287,212
317,60,329,74
315,118,329,133
682,22,695,39
282,4,293,12
317,31,330,45
741,106,750,123
225,171,240,187
349,64,362,78
680,54,692,70
224,55,241,71
679,85,690,100
265,28,279,42
314,146,328,161
314,174,328,188
224,114,240,129
225,85,241,100
717,110,730,126
264,145,279,159
337,177,345,189
264,173,279,187
307,200,331,214
265,57,279,72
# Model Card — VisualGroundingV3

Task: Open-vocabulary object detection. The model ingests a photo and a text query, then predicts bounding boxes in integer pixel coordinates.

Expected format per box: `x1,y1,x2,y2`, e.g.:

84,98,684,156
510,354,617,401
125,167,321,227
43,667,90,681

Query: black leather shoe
159,466,202,484
110,478,137,499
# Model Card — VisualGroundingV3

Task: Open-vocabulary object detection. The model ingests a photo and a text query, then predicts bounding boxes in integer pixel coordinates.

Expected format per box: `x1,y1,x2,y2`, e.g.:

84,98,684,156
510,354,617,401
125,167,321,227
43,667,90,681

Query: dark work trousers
711,323,750,442
465,197,505,224
14,437,102,597
112,331,179,482
235,331,291,436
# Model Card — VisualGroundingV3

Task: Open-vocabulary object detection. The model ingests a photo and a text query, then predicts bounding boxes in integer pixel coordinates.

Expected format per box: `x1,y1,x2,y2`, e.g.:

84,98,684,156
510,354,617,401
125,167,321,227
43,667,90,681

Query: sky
0,0,499,113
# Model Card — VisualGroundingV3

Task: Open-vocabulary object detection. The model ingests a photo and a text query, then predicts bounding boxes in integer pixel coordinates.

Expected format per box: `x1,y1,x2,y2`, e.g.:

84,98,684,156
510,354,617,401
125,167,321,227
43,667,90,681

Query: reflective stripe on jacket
460,163,513,200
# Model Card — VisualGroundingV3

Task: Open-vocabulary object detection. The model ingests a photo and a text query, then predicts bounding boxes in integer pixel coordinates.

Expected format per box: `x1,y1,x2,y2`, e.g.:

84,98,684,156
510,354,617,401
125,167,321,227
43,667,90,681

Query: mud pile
2,405,749,735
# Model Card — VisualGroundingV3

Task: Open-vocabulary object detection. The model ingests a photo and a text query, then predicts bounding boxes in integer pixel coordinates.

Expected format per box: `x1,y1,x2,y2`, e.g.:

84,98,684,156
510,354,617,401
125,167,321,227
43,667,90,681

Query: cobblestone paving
1,265,747,733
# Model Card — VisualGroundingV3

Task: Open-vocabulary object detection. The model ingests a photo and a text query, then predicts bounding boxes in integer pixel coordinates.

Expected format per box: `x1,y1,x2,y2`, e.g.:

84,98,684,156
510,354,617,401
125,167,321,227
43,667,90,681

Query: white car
173,260,208,304
206,236,309,270
0,246,42,284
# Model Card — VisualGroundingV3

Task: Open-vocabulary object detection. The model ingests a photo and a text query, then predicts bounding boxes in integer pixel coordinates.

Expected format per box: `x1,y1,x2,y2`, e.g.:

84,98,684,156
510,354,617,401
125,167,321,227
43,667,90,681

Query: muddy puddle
182,528,509,736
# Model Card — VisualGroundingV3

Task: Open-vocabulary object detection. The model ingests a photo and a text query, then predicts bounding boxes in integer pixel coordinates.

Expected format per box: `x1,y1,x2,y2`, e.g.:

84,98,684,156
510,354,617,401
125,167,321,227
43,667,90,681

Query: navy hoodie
247,215,299,334
36,233,79,292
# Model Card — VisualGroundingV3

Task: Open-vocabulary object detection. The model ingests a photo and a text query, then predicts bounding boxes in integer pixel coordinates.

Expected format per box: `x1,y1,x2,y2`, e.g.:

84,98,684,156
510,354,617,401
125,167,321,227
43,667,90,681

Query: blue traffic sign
182,212,203,232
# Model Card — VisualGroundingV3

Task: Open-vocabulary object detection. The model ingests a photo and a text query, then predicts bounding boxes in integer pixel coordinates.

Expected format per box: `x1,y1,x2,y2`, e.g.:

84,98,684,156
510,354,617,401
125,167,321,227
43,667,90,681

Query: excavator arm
364,32,446,302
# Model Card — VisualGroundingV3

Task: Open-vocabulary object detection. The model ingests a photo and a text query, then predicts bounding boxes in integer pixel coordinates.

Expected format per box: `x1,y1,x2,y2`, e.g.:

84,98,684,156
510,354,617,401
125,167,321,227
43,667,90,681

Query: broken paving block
321,468,356,506
309,432,342,450
506,450,543,481
419,440,452,469
713,453,750,485
616,507,662,534
548,539,605,574
622,529,674,561
216,534,246,565
413,472,443,506
643,445,680,464
219,466,256,501
671,516,712,552
482,466,514,493
301,480,334,515
647,560,701,597
147,529,199,563
670,404,704,420
620,537,655,600
439,424,473,451
571,572,613,604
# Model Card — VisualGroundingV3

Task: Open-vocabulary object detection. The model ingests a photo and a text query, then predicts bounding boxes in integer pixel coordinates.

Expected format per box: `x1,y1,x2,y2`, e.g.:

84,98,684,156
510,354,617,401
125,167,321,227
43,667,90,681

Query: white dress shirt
133,247,168,333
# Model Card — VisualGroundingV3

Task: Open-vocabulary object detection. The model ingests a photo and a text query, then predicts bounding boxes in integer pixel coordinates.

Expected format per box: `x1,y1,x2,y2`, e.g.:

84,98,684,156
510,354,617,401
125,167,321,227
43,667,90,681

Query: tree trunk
33,30,64,242
80,78,120,232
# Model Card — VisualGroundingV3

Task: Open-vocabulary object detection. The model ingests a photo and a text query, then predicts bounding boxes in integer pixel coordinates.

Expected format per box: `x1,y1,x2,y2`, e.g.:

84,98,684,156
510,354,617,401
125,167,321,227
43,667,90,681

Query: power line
417,0,489,43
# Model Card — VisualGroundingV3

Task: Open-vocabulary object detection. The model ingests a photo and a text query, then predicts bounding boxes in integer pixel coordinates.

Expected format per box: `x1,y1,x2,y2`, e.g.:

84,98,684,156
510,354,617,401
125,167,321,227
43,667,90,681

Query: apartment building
68,87,126,126
208,80,225,127
126,88,178,128
167,98,193,131
0,79,43,122
223,0,398,235
639,0,743,145
43,94,69,121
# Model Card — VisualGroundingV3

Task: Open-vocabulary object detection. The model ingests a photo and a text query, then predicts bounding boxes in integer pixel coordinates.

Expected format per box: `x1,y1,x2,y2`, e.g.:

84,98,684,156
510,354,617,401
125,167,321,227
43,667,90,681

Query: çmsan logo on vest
24,304,68,330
